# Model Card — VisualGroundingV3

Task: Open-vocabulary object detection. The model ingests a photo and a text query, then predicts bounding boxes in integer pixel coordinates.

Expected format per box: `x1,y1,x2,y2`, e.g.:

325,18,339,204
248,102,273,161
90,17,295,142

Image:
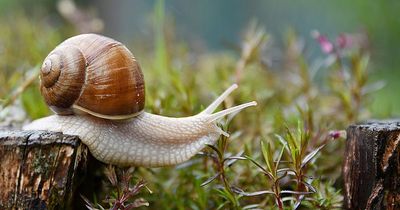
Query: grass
0,1,379,209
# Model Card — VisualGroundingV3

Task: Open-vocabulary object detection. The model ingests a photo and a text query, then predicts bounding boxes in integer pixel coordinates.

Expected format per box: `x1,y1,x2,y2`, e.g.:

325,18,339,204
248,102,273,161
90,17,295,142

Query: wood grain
0,129,88,209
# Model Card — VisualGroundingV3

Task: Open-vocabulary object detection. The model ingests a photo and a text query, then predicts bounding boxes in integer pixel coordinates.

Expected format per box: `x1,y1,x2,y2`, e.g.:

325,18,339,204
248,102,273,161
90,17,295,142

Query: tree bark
0,128,89,210
343,121,400,210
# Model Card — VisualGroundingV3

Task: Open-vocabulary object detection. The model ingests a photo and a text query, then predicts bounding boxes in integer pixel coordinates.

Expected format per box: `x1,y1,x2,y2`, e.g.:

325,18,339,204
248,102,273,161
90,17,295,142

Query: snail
23,34,257,167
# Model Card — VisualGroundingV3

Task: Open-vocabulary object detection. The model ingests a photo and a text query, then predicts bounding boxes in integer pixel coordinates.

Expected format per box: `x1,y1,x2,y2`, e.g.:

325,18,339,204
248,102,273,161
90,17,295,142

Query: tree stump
343,121,400,210
0,128,89,209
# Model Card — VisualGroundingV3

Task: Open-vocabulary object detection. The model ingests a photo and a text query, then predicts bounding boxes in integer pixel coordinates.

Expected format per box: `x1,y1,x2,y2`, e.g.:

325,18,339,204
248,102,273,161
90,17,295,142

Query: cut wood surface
344,120,400,210
0,128,89,210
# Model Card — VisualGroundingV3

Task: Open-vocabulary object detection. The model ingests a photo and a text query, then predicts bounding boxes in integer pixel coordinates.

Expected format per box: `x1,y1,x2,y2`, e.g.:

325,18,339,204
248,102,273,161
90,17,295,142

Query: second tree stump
343,121,400,210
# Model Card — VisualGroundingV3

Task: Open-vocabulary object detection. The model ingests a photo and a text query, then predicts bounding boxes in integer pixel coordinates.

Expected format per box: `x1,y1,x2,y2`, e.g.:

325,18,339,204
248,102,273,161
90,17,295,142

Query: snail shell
40,34,145,120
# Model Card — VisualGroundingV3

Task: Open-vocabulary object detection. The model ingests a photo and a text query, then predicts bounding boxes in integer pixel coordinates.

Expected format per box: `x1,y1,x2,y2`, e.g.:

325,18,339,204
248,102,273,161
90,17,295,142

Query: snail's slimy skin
23,113,219,167
23,85,256,167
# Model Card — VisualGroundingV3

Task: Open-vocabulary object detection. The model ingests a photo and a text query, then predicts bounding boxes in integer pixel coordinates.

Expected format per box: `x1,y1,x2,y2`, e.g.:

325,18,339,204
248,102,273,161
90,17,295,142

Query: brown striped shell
40,34,145,120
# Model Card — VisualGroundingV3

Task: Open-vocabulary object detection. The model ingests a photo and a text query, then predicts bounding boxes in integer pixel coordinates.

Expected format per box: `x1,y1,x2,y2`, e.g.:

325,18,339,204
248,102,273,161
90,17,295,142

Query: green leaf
215,188,237,207
301,144,326,169
244,155,274,180
261,140,274,175
200,172,221,187
280,190,314,195
206,144,223,160
243,204,262,209
285,127,298,163
275,144,286,173
216,201,229,210
232,187,275,196
224,150,245,167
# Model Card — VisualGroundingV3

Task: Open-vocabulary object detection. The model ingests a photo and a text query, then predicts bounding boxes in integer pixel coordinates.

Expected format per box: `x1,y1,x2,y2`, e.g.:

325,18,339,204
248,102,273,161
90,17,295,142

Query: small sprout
83,166,148,210
104,165,118,187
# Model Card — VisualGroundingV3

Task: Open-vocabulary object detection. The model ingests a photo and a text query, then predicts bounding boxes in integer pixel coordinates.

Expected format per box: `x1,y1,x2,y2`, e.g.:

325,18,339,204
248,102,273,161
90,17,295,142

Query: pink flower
329,130,346,139
336,33,353,49
311,30,334,54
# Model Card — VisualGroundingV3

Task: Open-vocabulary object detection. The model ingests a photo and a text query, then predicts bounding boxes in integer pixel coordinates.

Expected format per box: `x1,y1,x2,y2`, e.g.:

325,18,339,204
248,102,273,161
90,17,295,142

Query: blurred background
0,0,399,116
1,0,399,209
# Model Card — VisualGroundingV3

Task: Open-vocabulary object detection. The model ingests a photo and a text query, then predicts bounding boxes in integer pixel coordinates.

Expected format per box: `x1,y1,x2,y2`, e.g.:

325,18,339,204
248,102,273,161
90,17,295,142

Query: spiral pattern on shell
40,34,145,119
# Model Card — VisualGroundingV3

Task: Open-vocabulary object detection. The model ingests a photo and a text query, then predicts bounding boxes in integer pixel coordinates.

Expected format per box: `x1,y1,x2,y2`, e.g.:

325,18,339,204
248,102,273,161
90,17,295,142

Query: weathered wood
0,129,89,210
343,121,400,210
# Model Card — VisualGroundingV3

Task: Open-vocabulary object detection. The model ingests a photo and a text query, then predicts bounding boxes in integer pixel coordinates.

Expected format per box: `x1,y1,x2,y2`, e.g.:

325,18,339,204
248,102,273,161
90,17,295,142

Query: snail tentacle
200,84,238,114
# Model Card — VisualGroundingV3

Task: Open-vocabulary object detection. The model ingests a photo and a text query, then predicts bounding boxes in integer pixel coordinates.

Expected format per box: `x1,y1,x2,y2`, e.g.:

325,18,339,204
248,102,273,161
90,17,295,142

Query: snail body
23,34,256,167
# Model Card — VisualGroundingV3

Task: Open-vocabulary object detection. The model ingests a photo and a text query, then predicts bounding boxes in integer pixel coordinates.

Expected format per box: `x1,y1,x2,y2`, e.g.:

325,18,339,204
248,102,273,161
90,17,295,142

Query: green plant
200,121,244,209
82,166,149,210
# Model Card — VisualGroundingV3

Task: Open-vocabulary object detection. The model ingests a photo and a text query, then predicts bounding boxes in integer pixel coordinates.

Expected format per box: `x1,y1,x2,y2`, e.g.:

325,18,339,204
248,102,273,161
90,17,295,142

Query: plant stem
274,185,283,210
217,134,240,209
2,68,38,108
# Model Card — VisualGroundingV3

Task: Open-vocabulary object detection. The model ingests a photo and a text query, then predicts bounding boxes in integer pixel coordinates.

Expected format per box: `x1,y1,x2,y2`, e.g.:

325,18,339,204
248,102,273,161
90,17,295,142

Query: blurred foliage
0,0,386,209
0,12,66,120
